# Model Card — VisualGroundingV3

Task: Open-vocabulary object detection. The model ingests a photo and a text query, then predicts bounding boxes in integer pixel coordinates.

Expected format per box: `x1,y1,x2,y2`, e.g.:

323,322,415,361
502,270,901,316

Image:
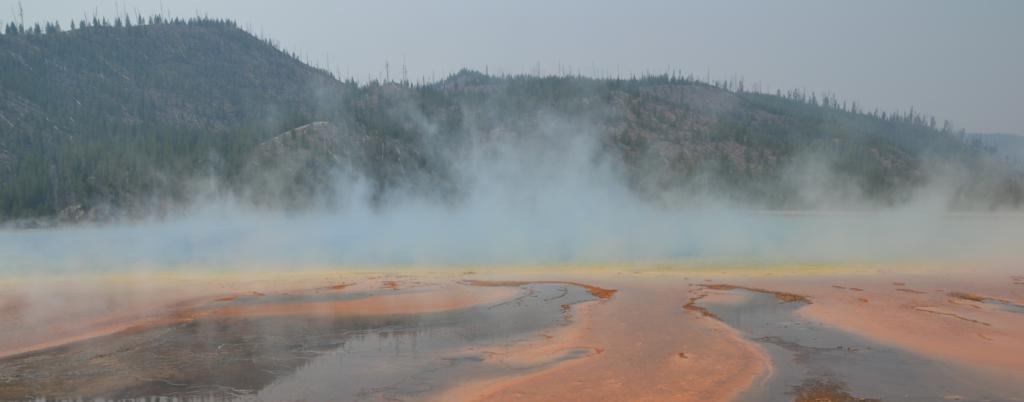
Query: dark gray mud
698,289,1022,402
0,283,597,401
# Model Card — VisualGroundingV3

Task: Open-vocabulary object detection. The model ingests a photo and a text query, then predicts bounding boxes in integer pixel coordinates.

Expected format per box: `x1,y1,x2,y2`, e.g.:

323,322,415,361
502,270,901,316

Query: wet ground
2,271,1023,402
697,288,1019,402
0,283,597,401
950,293,1024,315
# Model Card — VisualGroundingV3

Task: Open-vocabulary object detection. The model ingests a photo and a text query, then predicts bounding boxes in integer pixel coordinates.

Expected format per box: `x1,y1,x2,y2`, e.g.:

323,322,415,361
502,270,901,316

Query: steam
1,107,1022,277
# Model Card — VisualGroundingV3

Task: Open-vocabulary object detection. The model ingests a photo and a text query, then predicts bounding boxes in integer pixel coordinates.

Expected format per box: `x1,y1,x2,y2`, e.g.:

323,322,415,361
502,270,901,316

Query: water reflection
700,289,1015,401
0,284,596,401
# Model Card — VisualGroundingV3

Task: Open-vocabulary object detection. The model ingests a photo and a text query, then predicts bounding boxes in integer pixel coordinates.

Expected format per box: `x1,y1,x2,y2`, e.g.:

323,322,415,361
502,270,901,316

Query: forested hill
0,17,352,219
0,17,1021,223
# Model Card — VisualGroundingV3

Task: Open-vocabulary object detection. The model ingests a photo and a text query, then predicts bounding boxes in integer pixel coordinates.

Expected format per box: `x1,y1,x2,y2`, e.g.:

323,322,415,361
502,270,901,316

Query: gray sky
3,0,1022,134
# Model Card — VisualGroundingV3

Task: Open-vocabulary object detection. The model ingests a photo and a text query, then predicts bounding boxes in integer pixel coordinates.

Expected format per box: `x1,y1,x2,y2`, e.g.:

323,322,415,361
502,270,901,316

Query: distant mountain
0,17,1020,223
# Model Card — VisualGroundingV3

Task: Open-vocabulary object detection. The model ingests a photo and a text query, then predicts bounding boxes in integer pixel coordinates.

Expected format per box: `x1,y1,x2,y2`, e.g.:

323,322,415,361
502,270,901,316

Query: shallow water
983,299,1024,314
0,283,596,401
3,212,1023,274
700,289,1019,402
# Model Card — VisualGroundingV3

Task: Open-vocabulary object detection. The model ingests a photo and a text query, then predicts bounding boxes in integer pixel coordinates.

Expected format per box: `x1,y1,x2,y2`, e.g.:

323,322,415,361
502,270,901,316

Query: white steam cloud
2,111,1023,277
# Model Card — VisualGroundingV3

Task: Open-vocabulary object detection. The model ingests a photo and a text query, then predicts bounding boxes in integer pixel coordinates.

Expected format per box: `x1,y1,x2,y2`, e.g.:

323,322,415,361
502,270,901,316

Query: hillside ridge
0,18,1021,224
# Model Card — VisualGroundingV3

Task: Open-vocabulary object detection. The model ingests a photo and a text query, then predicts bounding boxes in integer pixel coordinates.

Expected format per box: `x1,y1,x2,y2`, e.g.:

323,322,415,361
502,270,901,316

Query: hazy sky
3,0,1022,134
